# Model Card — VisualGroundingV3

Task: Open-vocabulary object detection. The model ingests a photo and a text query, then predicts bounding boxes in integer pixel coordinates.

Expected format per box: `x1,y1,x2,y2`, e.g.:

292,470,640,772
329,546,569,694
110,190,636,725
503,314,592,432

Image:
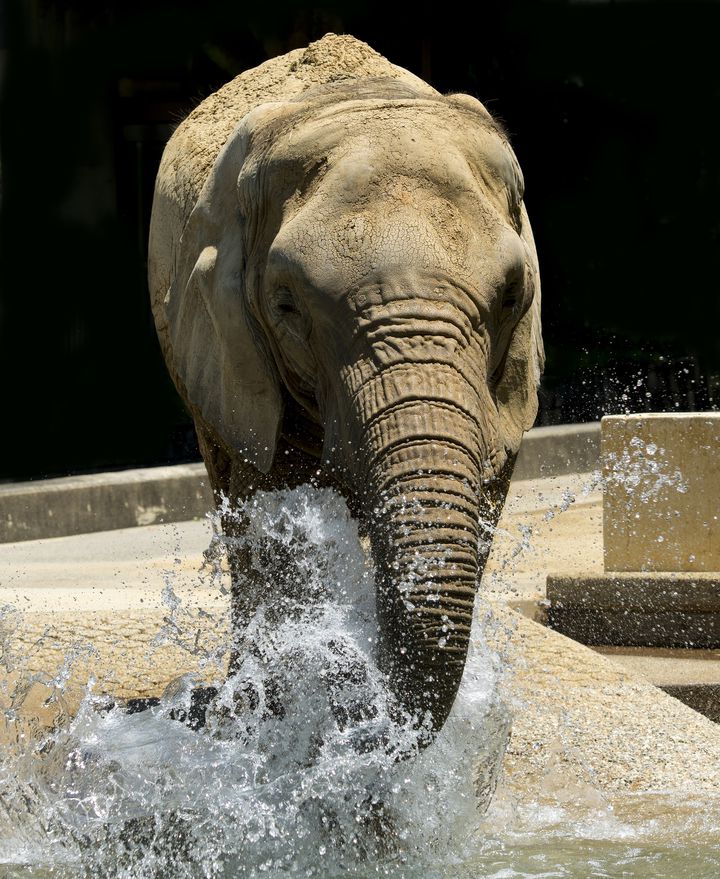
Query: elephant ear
163,104,289,473
495,203,545,457
445,93,544,457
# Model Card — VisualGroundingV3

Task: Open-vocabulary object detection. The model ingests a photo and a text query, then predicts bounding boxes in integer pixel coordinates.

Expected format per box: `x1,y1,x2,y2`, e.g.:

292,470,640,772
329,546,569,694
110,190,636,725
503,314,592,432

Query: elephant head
161,79,543,734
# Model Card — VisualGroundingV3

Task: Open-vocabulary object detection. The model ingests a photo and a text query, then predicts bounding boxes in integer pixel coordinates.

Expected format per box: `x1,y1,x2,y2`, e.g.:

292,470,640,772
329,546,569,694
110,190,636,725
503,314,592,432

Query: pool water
1,487,717,878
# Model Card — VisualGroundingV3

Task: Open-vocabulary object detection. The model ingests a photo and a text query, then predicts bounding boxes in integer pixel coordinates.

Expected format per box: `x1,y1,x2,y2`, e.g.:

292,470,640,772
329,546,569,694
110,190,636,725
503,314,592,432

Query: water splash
0,487,509,878
604,437,688,503
2,487,720,876
536,436,687,528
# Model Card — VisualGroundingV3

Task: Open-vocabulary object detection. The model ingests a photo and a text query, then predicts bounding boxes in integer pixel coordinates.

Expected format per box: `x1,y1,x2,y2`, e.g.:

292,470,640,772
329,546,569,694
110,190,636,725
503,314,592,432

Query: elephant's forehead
273,192,518,303
276,102,516,198
264,104,522,295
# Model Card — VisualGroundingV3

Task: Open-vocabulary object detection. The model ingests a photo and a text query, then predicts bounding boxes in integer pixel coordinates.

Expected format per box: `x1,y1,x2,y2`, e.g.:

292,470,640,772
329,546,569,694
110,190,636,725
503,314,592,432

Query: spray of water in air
0,487,510,878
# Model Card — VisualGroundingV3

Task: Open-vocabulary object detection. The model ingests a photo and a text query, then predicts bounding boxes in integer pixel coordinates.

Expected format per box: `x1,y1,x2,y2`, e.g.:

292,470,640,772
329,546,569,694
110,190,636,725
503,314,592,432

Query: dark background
1,0,718,482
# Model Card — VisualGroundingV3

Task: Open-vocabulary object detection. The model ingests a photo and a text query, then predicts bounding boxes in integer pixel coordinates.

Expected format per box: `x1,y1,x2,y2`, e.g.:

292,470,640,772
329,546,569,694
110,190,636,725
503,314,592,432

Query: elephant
148,34,543,738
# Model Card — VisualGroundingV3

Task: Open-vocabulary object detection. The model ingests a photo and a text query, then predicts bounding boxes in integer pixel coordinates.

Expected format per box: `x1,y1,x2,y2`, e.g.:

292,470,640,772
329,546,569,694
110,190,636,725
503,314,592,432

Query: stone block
547,572,720,612
602,413,720,572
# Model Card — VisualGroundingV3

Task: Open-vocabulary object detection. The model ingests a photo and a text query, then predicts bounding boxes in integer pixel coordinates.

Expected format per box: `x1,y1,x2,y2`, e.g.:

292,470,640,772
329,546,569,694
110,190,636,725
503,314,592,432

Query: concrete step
542,569,720,722
546,572,720,648
593,646,720,723
659,685,720,723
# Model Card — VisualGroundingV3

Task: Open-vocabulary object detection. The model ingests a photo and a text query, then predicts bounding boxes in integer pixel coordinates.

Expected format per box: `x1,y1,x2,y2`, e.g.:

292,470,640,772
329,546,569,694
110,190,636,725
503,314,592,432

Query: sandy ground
3,470,720,802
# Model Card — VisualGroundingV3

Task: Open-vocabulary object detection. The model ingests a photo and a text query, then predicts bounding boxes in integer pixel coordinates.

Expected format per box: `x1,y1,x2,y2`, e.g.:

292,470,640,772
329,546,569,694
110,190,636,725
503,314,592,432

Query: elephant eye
502,286,518,311
501,276,523,313
274,287,300,318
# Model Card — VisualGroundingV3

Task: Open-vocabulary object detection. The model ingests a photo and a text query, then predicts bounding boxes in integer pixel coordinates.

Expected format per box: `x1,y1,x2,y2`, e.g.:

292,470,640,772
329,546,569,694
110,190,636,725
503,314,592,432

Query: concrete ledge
594,646,720,686
547,572,720,612
547,572,720,648
0,421,600,544
548,608,720,648
512,421,600,480
0,463,214,543
591,647,720,723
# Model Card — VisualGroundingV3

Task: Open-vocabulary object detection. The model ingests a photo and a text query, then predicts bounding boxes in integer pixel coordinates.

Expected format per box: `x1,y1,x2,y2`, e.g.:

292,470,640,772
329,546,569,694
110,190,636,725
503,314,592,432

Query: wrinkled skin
149,38,543,738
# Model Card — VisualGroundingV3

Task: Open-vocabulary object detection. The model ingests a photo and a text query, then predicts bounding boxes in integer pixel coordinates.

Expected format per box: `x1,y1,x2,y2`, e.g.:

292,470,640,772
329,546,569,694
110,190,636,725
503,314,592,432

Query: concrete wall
512,421,600,480
0,464,214,543
0,422,600,543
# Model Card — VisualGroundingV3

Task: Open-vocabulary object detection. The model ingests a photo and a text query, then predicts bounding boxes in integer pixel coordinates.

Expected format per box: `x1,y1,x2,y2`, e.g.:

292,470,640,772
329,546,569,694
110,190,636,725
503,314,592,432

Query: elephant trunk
340,360,506,734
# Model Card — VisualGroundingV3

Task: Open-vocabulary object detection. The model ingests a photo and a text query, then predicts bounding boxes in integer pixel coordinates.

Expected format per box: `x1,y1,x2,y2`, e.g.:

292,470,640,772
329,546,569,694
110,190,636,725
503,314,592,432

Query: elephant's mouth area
281,393,325,458
274,353,319,417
